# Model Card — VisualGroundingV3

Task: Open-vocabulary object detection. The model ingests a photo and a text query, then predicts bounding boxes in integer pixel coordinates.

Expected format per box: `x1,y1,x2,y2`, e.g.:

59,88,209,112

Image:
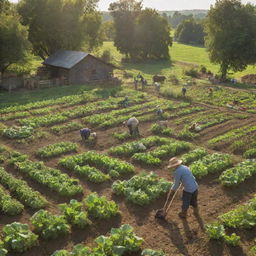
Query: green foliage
113,131,131,141
205,223,225,240
18,0,102,59
244,148,256,159
142,249,165,256
51,122,83,135
3,126,33,139
181,148,208,165
0,13,29,74
184,67,199,78
84,192,120,219
14,159,83,197
0,167,47,209
3,222,38,253
219,159,256,186
37,142,78,158
31,210,70,239
219,196,256,229
175,18,205,45
151,124,174,136
59,200,91,229
190,153,232,178
224,233,240,246
59,151,134,179
205,0,256,79
112,172,171,205
132,153,161,166
0,186,24,215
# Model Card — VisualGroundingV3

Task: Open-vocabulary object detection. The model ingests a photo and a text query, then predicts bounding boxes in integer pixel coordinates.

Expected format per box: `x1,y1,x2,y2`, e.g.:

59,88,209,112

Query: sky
10,0,256,11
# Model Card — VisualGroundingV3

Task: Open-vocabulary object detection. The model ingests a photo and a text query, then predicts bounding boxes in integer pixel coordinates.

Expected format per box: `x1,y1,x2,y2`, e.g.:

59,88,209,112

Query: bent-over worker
80,128,91,142
182,87,187,96
164,157,199,219
124,117,140,136
189,122,202,132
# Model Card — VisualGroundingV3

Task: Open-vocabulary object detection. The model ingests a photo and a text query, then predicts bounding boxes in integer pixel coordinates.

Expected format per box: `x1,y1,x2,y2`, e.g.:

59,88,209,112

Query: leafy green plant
224,233,240,246
142,249,165,256
151,124,174,136
219,159,256,186
59,199,91,228
0,167,47,209
14,160,82,197
181,148,208,165
205,223,225,240
244,148,256,159
31,210,71,239
2,222,38,253
112,172,171,205
3,126,33,139
84,192,120,219
51,121,83,135
37,142,78,158
113,131,131,141
132,153,161,166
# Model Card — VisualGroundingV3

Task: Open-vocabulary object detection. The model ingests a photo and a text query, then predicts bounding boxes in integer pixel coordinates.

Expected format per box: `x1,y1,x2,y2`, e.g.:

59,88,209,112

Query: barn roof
43,50,88,69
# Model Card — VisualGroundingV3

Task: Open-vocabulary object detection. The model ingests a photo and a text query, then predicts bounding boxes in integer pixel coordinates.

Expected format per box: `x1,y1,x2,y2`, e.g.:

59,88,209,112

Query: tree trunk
220,62,228,81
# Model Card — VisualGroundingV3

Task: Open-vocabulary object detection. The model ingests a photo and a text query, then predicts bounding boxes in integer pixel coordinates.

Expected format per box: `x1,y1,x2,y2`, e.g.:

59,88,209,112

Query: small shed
42,50,117,85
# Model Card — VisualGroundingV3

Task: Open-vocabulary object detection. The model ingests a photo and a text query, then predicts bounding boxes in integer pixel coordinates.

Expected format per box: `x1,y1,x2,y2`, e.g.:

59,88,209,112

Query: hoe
155,184,181,220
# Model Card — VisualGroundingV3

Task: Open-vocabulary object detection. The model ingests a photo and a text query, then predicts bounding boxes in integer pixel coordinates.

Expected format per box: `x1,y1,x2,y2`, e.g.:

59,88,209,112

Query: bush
184,68,199,78
100,49,112,63
200,65,207,73
169,75,179,85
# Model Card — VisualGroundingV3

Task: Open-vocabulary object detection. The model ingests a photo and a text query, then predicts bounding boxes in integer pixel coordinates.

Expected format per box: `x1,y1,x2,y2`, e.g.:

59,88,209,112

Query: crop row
208,124,256,146
109,136,172,157
219,159,256,186
132,140,191,166
190,153,232,178
36,142,78,158
50,121,83,134
0,167,47,209
2,125,34,139
219,195,256,229
13,158,83,197
59,151,134,181
113,172,171,205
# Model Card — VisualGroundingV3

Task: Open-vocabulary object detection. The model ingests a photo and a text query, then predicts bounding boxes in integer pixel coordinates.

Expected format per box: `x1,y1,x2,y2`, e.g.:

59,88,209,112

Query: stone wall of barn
68,55,113,84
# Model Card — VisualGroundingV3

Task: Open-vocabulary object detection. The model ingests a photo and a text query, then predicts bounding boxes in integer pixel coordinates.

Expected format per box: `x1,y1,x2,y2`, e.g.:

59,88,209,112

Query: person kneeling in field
123,117,140,136
80,128,97,143
158,157,199,219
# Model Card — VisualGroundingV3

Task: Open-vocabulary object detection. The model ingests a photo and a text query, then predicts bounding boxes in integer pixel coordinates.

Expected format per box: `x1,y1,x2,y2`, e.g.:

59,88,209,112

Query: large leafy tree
205,0,256,79
18,0,102,59
134,8,172,59
175,18,205,45
0,14,29,76
109,0,142,59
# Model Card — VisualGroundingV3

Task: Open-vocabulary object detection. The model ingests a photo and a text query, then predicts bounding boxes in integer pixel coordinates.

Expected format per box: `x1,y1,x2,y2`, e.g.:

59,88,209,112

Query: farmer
160,157,199,219
80,128,91,142
156,106,164,120
182,87,187,96
124,116,140,136
118,96,129,108
189,122,202,132
154,82,160,93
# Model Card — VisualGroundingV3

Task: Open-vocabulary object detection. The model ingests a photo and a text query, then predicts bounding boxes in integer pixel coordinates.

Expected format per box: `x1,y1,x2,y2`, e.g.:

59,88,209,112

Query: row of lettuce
205,195,256,254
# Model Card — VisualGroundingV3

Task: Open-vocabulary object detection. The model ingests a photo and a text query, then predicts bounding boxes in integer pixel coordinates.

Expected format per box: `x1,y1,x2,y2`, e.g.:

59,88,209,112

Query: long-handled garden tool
155,184,182,220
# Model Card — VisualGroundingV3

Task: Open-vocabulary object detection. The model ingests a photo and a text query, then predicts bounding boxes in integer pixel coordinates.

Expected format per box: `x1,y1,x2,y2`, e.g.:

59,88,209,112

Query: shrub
184,68,199,78
200,65,207,73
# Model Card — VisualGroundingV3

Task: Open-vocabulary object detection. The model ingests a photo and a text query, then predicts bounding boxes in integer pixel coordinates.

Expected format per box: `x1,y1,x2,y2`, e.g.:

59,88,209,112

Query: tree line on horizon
1,0,256,80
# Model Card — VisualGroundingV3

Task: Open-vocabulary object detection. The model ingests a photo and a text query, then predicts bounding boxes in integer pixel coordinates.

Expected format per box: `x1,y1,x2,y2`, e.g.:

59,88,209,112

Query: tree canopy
175,18,205,46
109,0,171,60
205,0,256,79
0,14,29,75
18,0,103,59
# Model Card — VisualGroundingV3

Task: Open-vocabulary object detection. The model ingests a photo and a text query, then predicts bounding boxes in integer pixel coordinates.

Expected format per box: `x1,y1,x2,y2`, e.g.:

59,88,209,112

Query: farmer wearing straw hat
156,157,199,219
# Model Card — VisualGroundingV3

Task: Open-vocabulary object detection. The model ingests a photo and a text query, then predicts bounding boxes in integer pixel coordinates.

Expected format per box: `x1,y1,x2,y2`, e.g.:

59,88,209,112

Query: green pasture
102,41,256,79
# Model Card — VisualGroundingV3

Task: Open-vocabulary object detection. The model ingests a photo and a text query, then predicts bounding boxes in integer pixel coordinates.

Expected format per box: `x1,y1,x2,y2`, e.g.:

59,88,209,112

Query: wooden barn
42,50,117,85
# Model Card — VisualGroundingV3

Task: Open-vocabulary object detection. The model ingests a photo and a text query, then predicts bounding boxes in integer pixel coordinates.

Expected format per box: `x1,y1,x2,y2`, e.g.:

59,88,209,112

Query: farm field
0,80,256,256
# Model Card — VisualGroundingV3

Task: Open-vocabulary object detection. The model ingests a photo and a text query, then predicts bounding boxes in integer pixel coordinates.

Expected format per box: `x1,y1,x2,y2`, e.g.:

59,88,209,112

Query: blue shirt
171,165,198,193
80,128,91,137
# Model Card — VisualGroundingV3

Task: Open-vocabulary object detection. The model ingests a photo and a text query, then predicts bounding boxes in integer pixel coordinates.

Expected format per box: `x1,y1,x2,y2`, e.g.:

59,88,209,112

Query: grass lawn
102,41,256,79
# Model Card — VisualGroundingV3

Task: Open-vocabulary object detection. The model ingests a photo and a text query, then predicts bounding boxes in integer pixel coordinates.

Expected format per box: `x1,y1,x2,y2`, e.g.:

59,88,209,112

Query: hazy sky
10,0,256,11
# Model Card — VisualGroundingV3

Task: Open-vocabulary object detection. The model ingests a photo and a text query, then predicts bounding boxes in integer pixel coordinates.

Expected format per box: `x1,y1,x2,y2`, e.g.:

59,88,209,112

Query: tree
175,18,205,45
109,0,142,59
134,8,172,59
169,11,193,28
0,14,29,76
0,0,10,14
205,0,256,80
101,21,115,41
18,0,102,59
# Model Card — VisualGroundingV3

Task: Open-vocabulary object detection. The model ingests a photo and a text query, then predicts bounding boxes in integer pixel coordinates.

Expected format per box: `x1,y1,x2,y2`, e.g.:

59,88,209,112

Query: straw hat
168,157,182,169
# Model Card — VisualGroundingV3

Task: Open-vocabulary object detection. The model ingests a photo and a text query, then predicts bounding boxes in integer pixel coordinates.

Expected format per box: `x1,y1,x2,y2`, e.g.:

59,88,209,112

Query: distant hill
101,9,208,22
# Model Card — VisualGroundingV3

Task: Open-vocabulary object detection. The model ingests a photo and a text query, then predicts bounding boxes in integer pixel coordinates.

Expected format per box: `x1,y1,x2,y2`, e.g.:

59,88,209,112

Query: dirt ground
0,94,255,256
